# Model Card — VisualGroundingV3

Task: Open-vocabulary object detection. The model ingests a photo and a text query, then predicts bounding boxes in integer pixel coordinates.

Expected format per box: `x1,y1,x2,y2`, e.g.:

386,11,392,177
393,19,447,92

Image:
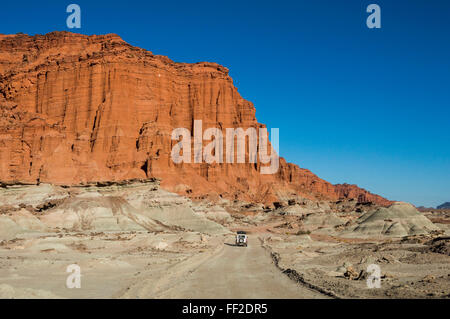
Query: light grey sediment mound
205,210,232,225
276,205,310,216
0,181,229,235
343,202,440,238
302,213,347,231
0,209,47,240
0,184,68,208
195,206,233,225
39,194,167,232
118,186,230,234
122,187,192,208
0,216,25,240
8,209,47,231
140,205,230,235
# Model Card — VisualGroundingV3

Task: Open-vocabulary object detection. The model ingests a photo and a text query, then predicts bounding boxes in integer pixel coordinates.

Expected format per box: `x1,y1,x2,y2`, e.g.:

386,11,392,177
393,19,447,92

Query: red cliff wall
0,32,391,206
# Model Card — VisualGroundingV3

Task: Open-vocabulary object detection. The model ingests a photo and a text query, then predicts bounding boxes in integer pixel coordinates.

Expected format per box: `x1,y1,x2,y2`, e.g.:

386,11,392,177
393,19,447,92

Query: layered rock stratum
0,31,391,206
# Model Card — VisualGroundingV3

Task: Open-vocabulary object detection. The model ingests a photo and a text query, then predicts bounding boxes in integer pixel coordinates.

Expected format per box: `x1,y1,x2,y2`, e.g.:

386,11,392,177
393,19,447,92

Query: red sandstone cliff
0,32,391,206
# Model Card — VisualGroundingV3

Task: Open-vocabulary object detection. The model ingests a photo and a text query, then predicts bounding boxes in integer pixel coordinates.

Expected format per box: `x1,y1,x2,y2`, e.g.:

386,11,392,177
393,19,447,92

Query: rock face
0,32,391,206
437,202,450,210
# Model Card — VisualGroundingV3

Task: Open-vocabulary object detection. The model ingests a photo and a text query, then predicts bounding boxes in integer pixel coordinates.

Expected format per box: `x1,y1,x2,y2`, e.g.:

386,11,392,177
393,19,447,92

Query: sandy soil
261,234,449,298
0,182,449,299
0,230,217,298
0,231,326,299
127,235,327,299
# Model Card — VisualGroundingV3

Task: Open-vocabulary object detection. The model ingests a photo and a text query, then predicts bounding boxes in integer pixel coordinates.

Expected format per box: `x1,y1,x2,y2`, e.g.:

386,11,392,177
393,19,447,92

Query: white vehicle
235,231,248,247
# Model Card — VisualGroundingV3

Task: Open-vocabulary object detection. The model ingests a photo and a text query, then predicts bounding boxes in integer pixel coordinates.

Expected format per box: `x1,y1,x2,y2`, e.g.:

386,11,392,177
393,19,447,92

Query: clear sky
1,0,449,207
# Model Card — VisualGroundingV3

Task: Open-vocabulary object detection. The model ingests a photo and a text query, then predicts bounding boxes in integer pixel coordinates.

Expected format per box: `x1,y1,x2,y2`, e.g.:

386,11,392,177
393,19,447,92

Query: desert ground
0,180,448,299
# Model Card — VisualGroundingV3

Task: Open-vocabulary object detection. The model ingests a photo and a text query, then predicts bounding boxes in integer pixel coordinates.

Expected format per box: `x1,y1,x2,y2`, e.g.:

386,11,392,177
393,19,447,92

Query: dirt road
148,236,328,299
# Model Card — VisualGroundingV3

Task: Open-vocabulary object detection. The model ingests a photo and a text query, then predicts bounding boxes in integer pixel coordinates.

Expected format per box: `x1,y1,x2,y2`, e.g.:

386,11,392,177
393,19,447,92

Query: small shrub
296,229,311,235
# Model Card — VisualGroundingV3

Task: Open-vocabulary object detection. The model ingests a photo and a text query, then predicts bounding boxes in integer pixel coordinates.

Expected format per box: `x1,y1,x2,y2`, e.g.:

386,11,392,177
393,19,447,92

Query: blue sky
1,0,449,207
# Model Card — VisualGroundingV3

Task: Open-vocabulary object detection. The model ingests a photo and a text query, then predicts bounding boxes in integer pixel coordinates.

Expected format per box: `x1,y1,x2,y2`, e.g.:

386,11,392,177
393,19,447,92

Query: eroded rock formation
0,32,391,206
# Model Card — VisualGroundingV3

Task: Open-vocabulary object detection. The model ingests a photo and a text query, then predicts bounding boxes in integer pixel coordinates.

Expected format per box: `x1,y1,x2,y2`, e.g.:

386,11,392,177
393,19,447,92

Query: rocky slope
437,202,450,210
0,31,391,206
